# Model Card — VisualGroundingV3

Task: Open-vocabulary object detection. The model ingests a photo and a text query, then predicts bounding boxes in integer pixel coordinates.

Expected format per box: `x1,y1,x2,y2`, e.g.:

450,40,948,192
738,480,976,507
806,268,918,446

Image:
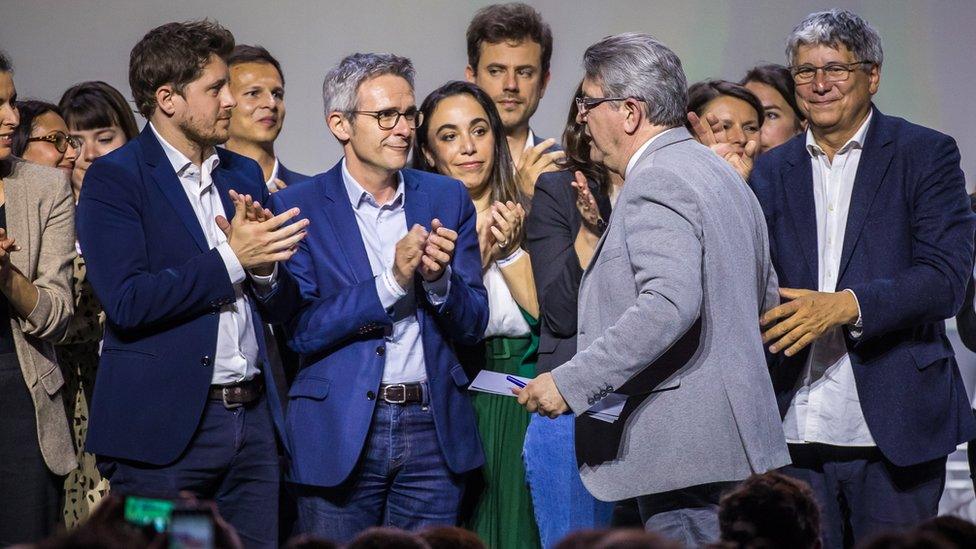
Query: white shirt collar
624,127,676,178
265,158,280,188
806,110,873,159
340,157,404,210
149,122,220,191
524,128,536,151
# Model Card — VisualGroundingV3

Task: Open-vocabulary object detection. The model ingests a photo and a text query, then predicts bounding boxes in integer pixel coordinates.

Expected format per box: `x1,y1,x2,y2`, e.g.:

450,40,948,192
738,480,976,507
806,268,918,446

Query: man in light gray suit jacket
516,33,789,546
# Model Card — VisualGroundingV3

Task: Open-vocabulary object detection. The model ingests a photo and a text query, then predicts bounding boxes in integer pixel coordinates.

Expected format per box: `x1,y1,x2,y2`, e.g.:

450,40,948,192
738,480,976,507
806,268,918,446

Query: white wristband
496,247,526,268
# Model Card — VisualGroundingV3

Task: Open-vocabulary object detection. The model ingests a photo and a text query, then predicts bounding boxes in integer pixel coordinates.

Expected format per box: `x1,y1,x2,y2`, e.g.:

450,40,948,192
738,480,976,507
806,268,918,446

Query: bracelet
495,247,526,268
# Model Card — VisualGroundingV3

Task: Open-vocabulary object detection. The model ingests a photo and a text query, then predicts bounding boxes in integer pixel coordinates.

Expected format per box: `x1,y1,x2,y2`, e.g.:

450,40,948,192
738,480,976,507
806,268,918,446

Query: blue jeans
98,395,279,549
523,414,614,548
294,401,465,544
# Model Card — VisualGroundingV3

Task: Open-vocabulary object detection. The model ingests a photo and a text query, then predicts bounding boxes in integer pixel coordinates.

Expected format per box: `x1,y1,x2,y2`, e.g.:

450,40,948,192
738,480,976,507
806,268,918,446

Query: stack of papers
468,371,627,423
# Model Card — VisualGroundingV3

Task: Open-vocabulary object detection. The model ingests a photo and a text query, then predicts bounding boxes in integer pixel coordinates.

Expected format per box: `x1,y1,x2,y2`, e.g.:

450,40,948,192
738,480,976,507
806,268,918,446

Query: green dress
467,310,540,549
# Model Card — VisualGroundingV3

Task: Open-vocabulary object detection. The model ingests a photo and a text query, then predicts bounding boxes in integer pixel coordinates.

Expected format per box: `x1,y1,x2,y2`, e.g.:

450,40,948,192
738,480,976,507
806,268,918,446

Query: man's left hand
760,288,860,356
514,372,570,418
419,218,456,282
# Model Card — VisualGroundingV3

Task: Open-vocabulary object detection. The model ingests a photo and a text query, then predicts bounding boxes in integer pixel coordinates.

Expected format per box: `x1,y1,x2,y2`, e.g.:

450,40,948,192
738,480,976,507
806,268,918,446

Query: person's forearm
0,266,39,319
500,253,539,319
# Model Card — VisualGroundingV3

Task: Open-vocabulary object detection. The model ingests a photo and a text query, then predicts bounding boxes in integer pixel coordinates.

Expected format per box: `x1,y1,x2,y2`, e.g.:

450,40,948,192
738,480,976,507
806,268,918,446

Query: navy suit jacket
262,162,488,488
749,107,976,466
277,162,309,187
77,126,288,465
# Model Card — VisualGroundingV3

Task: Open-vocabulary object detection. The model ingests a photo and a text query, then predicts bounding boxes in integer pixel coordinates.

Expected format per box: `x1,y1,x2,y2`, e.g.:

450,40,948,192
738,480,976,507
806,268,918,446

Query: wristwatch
595,217,608,236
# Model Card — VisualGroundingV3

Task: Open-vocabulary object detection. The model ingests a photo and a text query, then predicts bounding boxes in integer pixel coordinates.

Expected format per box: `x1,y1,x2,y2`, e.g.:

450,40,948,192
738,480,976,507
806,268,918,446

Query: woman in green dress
414,80,540,549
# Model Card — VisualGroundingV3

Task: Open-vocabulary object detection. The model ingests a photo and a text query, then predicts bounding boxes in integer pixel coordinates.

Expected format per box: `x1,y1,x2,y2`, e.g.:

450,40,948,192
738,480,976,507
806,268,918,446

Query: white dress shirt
150,123,261,385
483,264,531,338
340,159,451,384
624,128,677,178
783,111,874,446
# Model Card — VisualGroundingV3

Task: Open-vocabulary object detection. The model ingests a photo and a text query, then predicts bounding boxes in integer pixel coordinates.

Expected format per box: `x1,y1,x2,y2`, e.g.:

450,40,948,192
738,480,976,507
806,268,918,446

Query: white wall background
2,0,975,185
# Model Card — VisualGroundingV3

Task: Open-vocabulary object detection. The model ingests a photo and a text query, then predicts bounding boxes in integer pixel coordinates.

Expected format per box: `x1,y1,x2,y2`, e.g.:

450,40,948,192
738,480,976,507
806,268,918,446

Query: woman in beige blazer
0,53,77,545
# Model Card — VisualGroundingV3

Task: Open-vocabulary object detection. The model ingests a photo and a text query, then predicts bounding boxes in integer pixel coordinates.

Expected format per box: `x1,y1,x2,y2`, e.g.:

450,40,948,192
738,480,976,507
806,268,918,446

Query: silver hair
322,52,415,117
786,9,883,68
582,32,687,128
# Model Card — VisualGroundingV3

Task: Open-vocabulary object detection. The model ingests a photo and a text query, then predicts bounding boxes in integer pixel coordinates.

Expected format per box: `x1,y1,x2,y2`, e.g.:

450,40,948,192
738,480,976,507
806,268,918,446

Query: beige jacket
3,157,77,475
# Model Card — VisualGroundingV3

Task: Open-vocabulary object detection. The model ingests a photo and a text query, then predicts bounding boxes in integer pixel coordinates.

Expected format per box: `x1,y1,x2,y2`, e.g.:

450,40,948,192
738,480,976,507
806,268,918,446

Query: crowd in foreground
2,3,975,549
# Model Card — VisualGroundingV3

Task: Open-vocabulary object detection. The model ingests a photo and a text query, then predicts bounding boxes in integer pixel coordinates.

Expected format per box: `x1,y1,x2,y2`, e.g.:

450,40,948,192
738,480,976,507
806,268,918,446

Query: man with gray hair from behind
751,9,975,549
516,32,789,546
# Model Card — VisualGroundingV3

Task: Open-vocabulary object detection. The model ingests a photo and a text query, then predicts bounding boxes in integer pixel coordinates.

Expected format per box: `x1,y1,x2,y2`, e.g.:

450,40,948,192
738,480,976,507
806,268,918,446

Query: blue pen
506,375,527,388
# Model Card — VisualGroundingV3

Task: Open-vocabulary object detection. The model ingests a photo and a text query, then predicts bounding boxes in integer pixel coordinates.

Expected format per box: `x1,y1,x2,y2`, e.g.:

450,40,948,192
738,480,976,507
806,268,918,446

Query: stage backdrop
1,0,974,186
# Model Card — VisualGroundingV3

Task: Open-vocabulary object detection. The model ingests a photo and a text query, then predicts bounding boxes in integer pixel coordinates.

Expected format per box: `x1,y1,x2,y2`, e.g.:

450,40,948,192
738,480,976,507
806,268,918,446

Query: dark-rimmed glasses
27,131,82,153
349,107,423,130
790,61,874,84
575,96,631,116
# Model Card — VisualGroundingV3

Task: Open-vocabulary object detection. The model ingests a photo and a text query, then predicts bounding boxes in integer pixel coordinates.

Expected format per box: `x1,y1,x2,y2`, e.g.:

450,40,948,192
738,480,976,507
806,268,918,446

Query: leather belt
209,376,264,409
378,382,426,405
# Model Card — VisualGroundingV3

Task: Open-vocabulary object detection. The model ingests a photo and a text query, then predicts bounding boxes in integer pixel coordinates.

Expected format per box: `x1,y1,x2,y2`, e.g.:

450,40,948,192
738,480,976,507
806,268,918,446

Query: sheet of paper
584,393,627,423
468,370,532,397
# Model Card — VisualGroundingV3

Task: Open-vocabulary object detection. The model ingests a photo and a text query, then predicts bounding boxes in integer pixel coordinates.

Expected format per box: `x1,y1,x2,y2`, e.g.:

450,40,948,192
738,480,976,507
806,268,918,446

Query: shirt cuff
496,248,526,269
844,288,863,339
377,268,408,311
249,263,278,296
423,265,452,306
216,241,245,285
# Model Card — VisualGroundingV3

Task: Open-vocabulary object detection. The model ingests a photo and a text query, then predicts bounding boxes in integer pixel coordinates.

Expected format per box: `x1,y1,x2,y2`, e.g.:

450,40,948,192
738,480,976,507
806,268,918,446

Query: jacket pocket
101,346,158,359
288,376,331,400
449,364,469,387
38,364,65,396
907,341,954,371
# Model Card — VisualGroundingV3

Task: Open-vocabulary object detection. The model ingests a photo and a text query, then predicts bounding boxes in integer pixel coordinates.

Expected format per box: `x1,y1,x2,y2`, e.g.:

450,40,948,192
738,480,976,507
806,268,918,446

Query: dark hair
228,44,284,86
413,80,523,207
916,516,976,548
11,100,60,157
592,529,680,549
347,527,430,549
0,50,11,73
129,19,235,119
417,526,485,549
59,81,140,140
741,64,805,127
686,80,764,133
466,2,553,75
564,80,608,196
718,471,821,549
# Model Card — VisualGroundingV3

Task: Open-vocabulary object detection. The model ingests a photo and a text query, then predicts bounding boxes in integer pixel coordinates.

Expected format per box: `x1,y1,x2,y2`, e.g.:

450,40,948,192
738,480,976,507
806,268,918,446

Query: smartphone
124,495,174,534
168,508,215,549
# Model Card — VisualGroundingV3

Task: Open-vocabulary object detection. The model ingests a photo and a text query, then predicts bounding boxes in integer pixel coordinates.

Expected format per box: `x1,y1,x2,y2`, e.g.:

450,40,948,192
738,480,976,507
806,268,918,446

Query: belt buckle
382,383,407,404
222,386,244,410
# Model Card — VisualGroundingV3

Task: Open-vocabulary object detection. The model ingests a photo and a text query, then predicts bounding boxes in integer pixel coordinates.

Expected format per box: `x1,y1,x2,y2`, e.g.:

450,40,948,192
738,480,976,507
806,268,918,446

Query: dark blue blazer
749,107,976,467
277,162,310,187
77,126,288,465
263,162,488,488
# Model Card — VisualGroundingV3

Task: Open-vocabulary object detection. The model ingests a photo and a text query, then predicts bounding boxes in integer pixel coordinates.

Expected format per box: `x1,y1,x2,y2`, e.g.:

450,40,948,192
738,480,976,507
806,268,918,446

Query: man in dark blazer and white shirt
77,21,306,547
750,10,976,548
517,33,789,547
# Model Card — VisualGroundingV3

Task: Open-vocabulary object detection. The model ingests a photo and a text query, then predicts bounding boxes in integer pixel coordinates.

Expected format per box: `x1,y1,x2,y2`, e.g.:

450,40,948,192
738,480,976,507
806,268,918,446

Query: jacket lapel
321,164,373,283
210,166,238,227
837,108,893,282
782,146,819,288
402,170,431,233
139,128,209,253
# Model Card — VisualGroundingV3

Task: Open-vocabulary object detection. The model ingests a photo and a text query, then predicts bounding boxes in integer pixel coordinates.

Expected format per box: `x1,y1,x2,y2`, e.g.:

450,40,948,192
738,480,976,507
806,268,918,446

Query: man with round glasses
260,52,488,542
750,9,975,547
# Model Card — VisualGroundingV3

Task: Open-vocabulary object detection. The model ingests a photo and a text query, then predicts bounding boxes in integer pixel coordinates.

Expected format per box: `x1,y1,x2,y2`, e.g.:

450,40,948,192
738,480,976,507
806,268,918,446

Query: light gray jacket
551,128,789,501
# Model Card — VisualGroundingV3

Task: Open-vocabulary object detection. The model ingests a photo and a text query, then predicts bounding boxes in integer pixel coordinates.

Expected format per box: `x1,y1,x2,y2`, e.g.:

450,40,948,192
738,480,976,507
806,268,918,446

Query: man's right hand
516,138,565,196
393,224,428,289
216,192,309,271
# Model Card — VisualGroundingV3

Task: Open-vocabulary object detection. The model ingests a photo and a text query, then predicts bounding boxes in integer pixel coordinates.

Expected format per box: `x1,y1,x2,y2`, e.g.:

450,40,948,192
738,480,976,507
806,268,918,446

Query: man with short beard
77,21,307,548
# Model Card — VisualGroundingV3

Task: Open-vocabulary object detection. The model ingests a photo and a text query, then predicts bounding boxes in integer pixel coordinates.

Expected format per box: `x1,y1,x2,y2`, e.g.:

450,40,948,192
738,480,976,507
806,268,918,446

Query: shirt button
201,356,212,367
376,346,385,356
366,391,376,400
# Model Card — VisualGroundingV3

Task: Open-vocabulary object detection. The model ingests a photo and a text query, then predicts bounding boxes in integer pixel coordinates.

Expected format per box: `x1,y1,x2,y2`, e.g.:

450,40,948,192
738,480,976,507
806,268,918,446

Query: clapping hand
393,224,428,289
516,138,566,196
216,190,308,276
419,219,457,282
687,111,758,181
487,200,525,262
571,171,603,235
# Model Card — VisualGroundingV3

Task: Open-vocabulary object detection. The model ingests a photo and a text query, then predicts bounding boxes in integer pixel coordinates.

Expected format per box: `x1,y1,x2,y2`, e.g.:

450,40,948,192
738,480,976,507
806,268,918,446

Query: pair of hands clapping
687,111,758,180
216,190,308,276
477,200,526,269
392,219,458,289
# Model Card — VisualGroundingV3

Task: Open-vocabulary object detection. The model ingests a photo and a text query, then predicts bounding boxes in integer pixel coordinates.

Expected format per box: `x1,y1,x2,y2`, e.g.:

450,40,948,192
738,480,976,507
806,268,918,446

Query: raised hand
687,111,757,181
419,218,457,282
393,224,428,289
516,138,566,196
488,200,525,262
571,170,603,234
215,191,308,273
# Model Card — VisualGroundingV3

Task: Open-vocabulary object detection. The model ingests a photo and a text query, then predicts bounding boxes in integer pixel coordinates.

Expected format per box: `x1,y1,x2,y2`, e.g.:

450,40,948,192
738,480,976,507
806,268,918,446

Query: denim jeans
523,414,614,548
98,395,280,549
294,401,465,544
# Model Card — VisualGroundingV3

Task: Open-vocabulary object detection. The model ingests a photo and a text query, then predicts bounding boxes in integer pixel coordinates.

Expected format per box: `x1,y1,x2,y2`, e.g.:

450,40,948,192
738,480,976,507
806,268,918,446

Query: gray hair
582,32,687,128
786,9,883,68
322,52,415,117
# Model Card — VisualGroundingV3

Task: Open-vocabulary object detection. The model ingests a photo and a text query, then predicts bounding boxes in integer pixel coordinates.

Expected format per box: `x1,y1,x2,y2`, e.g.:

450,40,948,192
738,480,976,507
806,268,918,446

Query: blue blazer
749,107,976,467
277,162,310,187
263,162,488,488
77,126,287,465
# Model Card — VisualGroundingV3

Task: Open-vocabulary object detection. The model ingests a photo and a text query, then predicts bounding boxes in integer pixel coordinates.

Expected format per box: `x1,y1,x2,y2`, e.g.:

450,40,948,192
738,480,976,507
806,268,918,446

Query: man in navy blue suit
76,21,307,548
750,10,976,548
261,53,488,542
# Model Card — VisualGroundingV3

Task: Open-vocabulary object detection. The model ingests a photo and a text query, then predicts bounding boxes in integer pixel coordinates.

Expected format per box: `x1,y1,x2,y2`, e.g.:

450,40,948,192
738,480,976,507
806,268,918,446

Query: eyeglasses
790,61,874,84
575,96,631,116
349,107,423,130
27,131,82,153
